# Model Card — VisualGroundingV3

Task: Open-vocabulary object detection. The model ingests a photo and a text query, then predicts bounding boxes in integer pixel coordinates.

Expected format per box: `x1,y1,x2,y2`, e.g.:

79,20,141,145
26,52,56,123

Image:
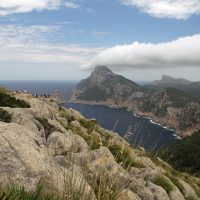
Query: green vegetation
79,119,96,132
165,87,196,107
59,107,75,123
153,175,174,194
161,130,200,177
35,117,58,139
108,144,144,169
59,108,145,169
79,87,107,101
0,93,30,108
0,108,12,123
0,171,124,200
0,185,59,200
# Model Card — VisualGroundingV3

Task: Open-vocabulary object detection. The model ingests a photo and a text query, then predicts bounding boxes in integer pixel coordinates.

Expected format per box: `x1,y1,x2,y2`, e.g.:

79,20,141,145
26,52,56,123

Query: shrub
80,119,96,132
35,117,58,139
0,93,30,108
108,144,142,169
59,108,75,123
0,108,12,123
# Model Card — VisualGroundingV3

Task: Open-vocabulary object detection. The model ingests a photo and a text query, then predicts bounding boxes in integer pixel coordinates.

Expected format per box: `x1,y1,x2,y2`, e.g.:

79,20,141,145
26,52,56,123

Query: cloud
0,0,80,16
82,35,200,71
0,24,104,64
119,0,200,19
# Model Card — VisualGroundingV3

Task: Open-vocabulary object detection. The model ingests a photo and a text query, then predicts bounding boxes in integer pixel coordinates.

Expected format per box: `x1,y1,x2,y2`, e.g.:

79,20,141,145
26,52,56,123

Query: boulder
0,122,65,193
47,131,89,156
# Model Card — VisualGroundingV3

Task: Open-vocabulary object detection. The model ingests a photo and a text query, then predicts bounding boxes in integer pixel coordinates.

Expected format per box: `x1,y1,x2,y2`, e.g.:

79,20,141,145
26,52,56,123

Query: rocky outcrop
0,93,199,199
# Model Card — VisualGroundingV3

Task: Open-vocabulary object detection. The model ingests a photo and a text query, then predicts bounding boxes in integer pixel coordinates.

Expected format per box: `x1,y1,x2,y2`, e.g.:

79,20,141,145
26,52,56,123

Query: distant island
72,66,200,137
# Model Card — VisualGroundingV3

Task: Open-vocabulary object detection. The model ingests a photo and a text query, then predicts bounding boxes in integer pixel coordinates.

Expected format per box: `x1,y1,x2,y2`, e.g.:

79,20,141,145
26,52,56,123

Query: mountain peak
94,65,113,74
162,74,174,81
72,65,140,101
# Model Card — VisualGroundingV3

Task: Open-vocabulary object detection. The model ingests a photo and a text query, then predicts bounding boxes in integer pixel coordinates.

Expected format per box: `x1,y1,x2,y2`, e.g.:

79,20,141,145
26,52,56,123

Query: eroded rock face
3,107,42,134
0,122,65,192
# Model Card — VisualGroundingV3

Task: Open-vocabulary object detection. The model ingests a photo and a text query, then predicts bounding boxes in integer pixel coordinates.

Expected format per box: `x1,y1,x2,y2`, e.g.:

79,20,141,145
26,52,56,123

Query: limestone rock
118,189,141,200
3,107,40,134
0,122,65,193
178,179,198,199
147,182,170,200
47,131,89,156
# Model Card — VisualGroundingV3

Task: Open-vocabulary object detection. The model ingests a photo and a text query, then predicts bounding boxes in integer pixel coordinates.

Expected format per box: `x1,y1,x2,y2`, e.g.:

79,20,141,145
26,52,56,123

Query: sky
0,0,200,82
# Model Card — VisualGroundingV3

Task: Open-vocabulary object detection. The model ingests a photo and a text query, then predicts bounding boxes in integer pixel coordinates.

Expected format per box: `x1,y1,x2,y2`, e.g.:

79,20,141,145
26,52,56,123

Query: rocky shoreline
70,99,182,140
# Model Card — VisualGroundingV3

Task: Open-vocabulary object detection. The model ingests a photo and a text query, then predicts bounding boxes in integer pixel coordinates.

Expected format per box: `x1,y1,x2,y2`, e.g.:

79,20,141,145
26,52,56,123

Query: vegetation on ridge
0,92,30,108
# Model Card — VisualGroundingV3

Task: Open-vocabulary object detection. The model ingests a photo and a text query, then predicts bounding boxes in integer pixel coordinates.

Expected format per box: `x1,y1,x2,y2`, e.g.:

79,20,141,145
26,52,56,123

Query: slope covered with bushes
0,92,30,108
161,130,200,177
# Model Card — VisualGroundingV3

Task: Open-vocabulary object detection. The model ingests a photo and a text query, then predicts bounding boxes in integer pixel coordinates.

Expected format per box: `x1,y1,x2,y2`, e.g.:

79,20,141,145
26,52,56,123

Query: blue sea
0,80,180,150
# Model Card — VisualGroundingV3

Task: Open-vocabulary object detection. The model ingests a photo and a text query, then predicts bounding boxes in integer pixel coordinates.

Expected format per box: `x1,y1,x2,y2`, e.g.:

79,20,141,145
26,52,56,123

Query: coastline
68,100,182,140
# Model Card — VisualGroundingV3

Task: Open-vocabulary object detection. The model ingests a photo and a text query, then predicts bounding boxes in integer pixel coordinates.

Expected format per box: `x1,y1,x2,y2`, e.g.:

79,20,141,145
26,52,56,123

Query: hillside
147,75,192,87
72,66,200,137
161,130,200,177
145,76,200,98
0,90,200,199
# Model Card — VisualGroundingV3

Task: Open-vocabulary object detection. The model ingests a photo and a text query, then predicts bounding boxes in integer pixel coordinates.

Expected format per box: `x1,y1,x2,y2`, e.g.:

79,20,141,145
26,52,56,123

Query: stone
178,179,198,199
118,189,141,200
47,131,89,156
147,182,170,200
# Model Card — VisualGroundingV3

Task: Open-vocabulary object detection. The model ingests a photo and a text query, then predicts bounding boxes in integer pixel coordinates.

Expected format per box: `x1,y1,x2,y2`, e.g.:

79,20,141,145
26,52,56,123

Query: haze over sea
0,80,180,150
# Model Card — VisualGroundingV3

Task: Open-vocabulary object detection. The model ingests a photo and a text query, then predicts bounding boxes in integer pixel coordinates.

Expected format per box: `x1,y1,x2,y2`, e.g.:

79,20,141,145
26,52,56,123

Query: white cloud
120,0,200,19
0,0,80,16
0,24,104,64
82,35,200,71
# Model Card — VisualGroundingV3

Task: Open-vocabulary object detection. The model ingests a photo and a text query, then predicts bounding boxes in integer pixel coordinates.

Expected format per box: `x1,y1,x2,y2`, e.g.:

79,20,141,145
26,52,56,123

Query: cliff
0,90,200,199
72,66,200,137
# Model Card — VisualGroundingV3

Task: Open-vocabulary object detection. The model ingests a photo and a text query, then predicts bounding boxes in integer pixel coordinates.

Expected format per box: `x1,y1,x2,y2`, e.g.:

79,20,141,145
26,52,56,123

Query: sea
0,80,181,150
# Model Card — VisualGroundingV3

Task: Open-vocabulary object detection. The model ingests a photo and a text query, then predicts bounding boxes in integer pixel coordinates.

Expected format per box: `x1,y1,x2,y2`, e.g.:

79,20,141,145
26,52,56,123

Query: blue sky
0,0,200,81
